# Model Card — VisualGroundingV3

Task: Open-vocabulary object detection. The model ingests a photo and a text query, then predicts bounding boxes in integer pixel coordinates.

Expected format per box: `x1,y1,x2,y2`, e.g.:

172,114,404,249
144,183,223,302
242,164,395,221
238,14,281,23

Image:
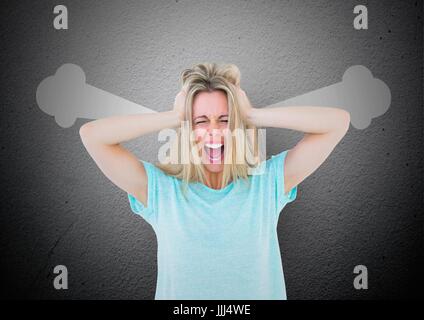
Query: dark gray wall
0,0,422,299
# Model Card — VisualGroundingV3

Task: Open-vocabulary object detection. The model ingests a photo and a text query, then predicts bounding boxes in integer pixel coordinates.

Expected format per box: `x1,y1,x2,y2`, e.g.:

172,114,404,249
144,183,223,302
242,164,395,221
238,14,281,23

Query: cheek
193,128,207,143
193,133,202,144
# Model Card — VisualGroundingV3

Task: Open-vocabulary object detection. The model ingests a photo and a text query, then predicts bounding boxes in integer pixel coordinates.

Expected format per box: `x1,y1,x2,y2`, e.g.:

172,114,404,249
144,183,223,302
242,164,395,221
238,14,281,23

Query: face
191,90,229,173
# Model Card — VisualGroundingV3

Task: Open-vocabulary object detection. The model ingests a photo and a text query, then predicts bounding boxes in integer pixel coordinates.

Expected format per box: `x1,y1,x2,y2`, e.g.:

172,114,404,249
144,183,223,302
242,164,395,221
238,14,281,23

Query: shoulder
247,150,289,180
143,161,181,188
143,160,170,177
265,150,289,173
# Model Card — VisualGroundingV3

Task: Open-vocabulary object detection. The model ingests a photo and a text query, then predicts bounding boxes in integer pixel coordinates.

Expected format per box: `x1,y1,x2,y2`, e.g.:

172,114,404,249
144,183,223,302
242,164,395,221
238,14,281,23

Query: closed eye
194,117,228,125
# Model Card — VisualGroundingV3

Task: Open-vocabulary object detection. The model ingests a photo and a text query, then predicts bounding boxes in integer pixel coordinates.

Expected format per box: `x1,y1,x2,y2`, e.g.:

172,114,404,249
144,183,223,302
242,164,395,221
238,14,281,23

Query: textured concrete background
0,0,422,299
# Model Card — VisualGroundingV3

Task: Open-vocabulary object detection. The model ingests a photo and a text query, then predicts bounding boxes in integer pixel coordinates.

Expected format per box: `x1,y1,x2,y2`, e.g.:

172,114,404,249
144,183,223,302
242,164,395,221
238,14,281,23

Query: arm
238,89,350,194
79,91,186,206
249,106,350,194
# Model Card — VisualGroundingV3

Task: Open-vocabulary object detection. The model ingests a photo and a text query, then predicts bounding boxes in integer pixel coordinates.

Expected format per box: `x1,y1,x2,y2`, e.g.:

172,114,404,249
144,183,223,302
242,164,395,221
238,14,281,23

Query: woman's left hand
236,87,255,126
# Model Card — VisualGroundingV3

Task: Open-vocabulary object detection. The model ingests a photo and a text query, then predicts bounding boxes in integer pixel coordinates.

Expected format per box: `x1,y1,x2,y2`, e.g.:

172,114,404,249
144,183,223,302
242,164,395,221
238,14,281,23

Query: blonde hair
155,62,264,198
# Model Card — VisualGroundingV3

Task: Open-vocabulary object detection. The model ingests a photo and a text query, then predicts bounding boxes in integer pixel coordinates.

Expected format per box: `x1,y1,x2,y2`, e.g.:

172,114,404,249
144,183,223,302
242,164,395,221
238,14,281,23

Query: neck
204,171,224,190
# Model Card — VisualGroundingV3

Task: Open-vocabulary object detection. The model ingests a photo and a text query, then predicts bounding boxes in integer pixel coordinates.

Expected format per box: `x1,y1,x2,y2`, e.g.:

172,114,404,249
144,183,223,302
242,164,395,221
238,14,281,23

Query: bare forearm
248,106,350,134
80,110,180,145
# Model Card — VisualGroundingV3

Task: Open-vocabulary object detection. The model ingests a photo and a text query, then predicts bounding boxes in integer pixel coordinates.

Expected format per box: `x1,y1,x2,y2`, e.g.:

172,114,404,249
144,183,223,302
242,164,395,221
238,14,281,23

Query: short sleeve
127,160,158,227
268,149,298,214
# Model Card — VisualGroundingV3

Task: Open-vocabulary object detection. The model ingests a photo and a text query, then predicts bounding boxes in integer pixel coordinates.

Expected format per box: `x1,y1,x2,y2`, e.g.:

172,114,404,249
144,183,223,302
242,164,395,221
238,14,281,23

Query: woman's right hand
173,89,187,122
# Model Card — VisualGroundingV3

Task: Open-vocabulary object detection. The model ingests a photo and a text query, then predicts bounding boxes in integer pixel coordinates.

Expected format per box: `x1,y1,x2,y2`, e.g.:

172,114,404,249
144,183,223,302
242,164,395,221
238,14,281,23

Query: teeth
205,143,223,149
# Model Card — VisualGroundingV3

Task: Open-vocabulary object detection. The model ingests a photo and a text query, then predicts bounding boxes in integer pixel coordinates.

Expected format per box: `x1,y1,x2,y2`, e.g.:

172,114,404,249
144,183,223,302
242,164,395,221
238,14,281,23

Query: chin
203,163,224,173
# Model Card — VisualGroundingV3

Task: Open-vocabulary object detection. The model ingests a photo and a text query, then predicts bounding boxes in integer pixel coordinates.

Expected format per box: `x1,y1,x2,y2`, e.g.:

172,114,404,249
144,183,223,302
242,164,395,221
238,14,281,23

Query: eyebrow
193,114,229,121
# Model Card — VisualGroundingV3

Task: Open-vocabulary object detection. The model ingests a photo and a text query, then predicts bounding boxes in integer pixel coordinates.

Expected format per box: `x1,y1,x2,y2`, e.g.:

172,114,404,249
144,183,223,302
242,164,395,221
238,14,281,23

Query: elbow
79,123,94,142
337,110,351,133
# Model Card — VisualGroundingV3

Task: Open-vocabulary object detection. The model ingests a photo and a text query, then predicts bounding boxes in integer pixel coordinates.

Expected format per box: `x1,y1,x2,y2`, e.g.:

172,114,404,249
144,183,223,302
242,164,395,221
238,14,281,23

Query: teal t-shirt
127,149,298,300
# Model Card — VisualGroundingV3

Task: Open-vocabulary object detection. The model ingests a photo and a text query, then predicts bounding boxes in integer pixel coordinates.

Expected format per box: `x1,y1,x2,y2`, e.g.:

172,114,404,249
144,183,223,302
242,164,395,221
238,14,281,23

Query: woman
79,63,350,300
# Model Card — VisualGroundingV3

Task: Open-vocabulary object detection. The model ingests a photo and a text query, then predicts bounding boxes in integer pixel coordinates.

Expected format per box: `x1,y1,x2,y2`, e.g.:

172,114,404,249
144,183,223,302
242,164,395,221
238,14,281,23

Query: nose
209,118,225,135
207,121,227,144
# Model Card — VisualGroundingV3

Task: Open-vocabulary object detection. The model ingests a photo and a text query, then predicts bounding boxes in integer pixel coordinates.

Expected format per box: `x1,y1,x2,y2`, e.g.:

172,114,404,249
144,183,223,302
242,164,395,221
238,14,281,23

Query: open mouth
203,143,224,163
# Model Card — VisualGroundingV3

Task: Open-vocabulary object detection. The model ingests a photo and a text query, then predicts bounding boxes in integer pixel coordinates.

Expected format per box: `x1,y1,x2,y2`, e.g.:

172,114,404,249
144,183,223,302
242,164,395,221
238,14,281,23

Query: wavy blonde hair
156,62,264,197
